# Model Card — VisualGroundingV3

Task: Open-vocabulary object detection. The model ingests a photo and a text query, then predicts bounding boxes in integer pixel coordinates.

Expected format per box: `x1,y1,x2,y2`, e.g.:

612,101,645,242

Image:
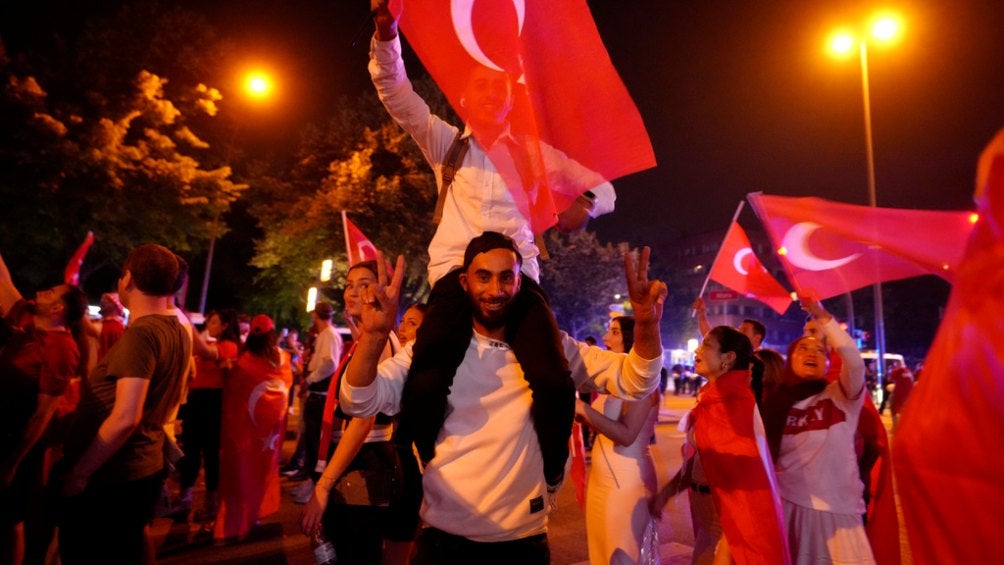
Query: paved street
152,394,700,564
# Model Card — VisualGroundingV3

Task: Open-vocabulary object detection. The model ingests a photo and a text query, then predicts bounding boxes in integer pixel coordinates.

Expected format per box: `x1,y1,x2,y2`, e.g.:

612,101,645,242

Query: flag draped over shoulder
342,212,380,266
692,370,791,565
747,192,975,299
64,231,94,286
396,0,655,232
709,221,792,315
891,129,1004,564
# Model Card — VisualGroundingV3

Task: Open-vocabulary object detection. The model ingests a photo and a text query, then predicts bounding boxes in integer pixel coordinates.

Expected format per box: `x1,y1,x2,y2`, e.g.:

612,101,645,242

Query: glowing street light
243,70,275,100
825,10,905,392
198,68,278,314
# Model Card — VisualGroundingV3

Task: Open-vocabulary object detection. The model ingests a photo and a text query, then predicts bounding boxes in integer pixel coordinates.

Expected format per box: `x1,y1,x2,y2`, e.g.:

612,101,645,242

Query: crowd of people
0,1,911,563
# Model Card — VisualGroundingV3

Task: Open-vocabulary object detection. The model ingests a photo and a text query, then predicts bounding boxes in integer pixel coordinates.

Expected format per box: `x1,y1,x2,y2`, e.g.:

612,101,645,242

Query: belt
691,483,711,494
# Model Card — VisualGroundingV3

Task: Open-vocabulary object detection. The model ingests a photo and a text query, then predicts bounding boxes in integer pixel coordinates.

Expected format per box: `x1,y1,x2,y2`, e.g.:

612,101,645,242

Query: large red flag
342,212,380,266
709,221,792,315
747,192,975,299
890,129,1004,564
395,0,655,233
692,370,791,565
64,231,94,286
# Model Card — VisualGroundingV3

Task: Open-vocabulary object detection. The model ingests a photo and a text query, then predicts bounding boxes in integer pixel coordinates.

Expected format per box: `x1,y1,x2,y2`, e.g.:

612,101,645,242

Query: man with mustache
339,232,667,562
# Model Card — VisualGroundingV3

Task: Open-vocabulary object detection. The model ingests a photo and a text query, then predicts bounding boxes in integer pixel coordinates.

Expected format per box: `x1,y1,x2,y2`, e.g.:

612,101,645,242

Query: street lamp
197,68,278,314
826,12,903,394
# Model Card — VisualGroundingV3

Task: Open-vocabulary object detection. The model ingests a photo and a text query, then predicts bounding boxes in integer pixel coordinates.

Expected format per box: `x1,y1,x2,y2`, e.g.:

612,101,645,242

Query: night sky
4,0,1004,245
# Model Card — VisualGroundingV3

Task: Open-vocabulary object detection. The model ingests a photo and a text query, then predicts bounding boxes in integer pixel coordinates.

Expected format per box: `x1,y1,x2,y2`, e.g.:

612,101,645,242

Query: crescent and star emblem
780,222,861,271
732,247,753,275
451,0,526,73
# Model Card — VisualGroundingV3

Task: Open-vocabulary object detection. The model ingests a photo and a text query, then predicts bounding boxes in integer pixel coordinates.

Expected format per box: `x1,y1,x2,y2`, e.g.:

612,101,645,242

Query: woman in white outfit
577,316,660,564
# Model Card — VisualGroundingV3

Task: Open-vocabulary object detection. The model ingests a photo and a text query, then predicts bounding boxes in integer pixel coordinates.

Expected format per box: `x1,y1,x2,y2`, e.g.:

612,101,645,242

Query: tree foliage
0,3,244,294
245,80,452,327
539,230,630,339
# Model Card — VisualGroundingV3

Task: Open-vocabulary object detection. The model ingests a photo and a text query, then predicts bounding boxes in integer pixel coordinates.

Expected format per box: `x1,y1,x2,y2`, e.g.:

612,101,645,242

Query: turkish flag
396,0,655,232
891,129,1004,564
215,350,293,540
64,231,94,286
569,421,586,510
709,221,792,315
692,370,791,565
747,192,975,300
342,212,380,266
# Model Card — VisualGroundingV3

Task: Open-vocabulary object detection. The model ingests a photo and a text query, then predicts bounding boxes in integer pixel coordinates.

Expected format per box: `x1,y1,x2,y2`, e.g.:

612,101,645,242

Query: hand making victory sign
623,246,667,361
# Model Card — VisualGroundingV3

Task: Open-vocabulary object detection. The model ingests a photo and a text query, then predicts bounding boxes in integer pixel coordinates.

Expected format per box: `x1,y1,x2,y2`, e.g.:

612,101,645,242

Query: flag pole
341,211,353,266
693,200,746,316
747,192,802,296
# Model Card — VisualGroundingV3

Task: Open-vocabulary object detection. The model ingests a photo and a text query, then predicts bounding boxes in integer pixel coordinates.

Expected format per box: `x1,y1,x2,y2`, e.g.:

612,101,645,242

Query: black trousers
303,390,328,477
398,270,575,486
58,471,163,565
177,388,222,491
411,527,549,564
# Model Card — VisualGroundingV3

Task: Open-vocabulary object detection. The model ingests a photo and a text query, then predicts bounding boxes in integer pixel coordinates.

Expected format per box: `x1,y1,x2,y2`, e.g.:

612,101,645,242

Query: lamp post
827,13,902,397
197,68,277,314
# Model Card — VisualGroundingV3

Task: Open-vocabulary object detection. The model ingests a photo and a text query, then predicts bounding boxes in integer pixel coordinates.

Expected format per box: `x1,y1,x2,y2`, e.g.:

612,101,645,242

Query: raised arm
0,252,24,315
625,247,667,361
692,297,711,338
344,252,405,389
800,293,865,399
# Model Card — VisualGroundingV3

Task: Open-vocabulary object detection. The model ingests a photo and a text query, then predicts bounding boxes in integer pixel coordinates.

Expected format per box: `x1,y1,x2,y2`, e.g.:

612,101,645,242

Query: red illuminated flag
890,129,1004,564
569,422,586,510
709,221,792,315
64,231,94,286
747,192,975,300
342,212,380,266
395,0,655,233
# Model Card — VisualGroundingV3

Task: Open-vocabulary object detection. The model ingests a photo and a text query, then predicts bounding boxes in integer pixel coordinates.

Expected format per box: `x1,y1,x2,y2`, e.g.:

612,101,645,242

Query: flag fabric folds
747,192,974,300
709,221,792,315
891,129,1004,564
64,231,94,286
396,0,655,232
569,421,587,510
691,370,791,565
342,212,380,266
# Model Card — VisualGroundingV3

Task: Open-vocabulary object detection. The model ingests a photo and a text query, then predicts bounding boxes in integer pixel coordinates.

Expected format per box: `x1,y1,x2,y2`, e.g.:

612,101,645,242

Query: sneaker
292,478,314,504
285,470,310,482
281,464,303,477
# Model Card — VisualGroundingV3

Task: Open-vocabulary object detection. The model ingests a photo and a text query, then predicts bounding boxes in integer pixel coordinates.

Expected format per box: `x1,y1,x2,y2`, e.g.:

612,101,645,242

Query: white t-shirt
341,330,661,541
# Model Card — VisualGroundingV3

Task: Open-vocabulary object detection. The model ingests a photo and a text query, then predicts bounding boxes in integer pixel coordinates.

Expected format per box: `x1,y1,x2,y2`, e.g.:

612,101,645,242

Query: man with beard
339,232,667,562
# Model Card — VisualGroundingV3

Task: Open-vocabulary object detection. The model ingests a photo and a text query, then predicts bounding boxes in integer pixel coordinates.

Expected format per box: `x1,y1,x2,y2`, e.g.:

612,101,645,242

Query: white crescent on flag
450,0,525,72
781,222,862,271
733,247,753,275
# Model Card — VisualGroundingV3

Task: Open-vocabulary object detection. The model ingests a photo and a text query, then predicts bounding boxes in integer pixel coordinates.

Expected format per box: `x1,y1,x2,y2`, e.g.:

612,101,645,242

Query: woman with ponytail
651,326,790,565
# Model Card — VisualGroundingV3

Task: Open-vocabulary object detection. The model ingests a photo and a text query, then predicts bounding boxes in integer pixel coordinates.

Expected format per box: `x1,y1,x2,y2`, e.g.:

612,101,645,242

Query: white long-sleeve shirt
340,330,661,542
775,318,867,514
370,35,615,286
305,325,343,386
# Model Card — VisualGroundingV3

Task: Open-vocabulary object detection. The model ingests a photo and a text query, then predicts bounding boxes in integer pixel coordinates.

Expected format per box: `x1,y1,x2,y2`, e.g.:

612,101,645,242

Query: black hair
742,319,766,340
708,325,756,371
612,316,636,353
348,260,379,278
209,308,242,344
462,231,522,270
